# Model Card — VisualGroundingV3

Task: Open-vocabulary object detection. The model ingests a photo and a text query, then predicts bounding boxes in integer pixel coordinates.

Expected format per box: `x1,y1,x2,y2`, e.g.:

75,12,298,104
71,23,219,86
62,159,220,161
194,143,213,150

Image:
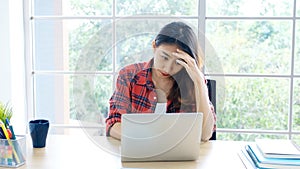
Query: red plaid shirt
105,59,216,136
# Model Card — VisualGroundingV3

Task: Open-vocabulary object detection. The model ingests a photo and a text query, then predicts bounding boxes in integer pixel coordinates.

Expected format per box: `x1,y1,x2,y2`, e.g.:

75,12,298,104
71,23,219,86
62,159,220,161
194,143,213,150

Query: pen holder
0,135,26,168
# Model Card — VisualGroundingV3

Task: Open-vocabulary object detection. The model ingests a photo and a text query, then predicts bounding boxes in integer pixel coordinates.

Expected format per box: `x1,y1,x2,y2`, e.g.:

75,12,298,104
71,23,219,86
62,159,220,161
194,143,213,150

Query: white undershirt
154,102,167,114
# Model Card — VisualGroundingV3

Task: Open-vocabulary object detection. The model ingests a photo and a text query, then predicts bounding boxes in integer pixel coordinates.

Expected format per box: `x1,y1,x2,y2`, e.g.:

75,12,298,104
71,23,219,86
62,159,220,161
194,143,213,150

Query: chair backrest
207,79,216,140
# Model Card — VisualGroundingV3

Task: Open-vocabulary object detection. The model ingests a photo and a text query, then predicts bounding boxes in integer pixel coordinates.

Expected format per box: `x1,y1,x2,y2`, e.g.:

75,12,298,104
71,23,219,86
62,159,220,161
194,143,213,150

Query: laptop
121,113,203,162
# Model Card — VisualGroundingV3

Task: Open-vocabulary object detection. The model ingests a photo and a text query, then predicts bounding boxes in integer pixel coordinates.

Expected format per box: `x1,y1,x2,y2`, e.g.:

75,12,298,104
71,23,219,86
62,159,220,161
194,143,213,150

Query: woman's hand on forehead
172,48,202,82
172,49,196,66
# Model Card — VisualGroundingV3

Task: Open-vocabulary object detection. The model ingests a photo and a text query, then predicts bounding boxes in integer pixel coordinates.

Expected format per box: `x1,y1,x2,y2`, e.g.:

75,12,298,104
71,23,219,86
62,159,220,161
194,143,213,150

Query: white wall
0,0,12,102
0,0,26,134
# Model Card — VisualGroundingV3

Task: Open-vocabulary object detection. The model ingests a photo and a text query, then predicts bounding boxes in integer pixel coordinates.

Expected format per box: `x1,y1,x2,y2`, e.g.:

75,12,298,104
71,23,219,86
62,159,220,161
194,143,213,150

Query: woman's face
152,43,184,79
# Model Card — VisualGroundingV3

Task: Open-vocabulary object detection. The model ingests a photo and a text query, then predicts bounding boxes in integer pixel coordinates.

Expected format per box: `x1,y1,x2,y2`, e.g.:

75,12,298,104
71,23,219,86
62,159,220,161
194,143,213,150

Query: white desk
6,135,246,169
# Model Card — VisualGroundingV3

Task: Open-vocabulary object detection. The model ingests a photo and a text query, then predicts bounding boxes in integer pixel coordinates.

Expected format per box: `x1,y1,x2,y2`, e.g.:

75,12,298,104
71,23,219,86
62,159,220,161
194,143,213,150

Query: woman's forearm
194,79,215,141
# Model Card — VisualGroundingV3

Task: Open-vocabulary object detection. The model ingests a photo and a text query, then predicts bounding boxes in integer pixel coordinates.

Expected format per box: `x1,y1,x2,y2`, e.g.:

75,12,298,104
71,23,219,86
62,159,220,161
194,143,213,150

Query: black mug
29,119,49,148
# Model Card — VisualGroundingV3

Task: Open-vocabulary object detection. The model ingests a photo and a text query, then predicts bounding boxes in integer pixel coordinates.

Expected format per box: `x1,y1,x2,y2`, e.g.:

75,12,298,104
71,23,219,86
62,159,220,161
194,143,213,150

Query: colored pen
0,127,5,139
0,121,20,164
5,118,16,139
5,118,10,127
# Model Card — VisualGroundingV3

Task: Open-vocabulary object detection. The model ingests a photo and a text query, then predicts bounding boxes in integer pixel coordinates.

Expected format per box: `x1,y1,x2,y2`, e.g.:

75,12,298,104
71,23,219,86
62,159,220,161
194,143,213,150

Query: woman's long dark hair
154,21,204,111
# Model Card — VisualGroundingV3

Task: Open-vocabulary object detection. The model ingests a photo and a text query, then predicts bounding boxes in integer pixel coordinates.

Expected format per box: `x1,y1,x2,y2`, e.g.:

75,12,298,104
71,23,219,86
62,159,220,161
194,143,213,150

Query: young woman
105,21,216,141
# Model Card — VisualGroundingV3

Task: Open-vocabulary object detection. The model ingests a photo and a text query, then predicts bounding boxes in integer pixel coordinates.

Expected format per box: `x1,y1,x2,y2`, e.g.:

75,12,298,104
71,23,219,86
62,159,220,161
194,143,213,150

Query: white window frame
23,0,300,138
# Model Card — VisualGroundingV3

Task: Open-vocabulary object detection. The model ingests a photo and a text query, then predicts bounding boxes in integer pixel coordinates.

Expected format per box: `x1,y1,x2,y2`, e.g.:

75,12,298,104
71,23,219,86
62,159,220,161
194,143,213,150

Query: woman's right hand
109,122,122,140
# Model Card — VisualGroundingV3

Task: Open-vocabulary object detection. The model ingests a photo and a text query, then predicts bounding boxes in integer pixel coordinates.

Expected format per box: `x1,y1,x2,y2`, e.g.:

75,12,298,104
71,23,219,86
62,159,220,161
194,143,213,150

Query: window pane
293,78,300,131
206,20,292,74
34,19,113,71
115,19,198,70
218,133,287,141
207,0,293,17
297,1,300,17
116,0,198,16
71,75,112,122
295,21,300,74
33,0,112,16
35,74,112,127
292,135,300,145
217,77,289,130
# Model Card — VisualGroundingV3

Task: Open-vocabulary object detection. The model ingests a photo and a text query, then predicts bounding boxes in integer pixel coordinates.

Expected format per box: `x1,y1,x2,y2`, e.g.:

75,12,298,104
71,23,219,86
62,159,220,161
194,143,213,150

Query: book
248,144,300,166
245,144,300,169
255,139,300,159
238,146,259,169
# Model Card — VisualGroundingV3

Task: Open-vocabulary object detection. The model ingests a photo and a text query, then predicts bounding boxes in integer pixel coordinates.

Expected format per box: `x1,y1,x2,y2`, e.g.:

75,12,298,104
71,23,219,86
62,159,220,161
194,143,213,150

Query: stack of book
238,139,300,169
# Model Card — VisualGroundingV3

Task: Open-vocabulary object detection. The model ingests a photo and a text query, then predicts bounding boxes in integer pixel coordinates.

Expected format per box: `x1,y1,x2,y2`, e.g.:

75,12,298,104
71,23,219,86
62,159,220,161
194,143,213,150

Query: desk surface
9,135,246,169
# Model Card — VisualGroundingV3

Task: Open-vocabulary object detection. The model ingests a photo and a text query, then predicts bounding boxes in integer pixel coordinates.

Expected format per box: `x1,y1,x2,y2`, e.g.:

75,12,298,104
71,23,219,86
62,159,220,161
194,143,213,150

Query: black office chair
207,79,217,140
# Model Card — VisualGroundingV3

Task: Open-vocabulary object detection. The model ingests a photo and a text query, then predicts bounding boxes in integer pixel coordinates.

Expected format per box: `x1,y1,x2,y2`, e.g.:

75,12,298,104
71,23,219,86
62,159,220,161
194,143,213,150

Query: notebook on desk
121,113,203,162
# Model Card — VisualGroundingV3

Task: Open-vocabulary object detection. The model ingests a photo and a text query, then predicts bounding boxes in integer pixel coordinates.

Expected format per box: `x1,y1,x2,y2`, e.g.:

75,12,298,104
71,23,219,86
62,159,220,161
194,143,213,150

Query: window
25,0,300,143
205,0,300,143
